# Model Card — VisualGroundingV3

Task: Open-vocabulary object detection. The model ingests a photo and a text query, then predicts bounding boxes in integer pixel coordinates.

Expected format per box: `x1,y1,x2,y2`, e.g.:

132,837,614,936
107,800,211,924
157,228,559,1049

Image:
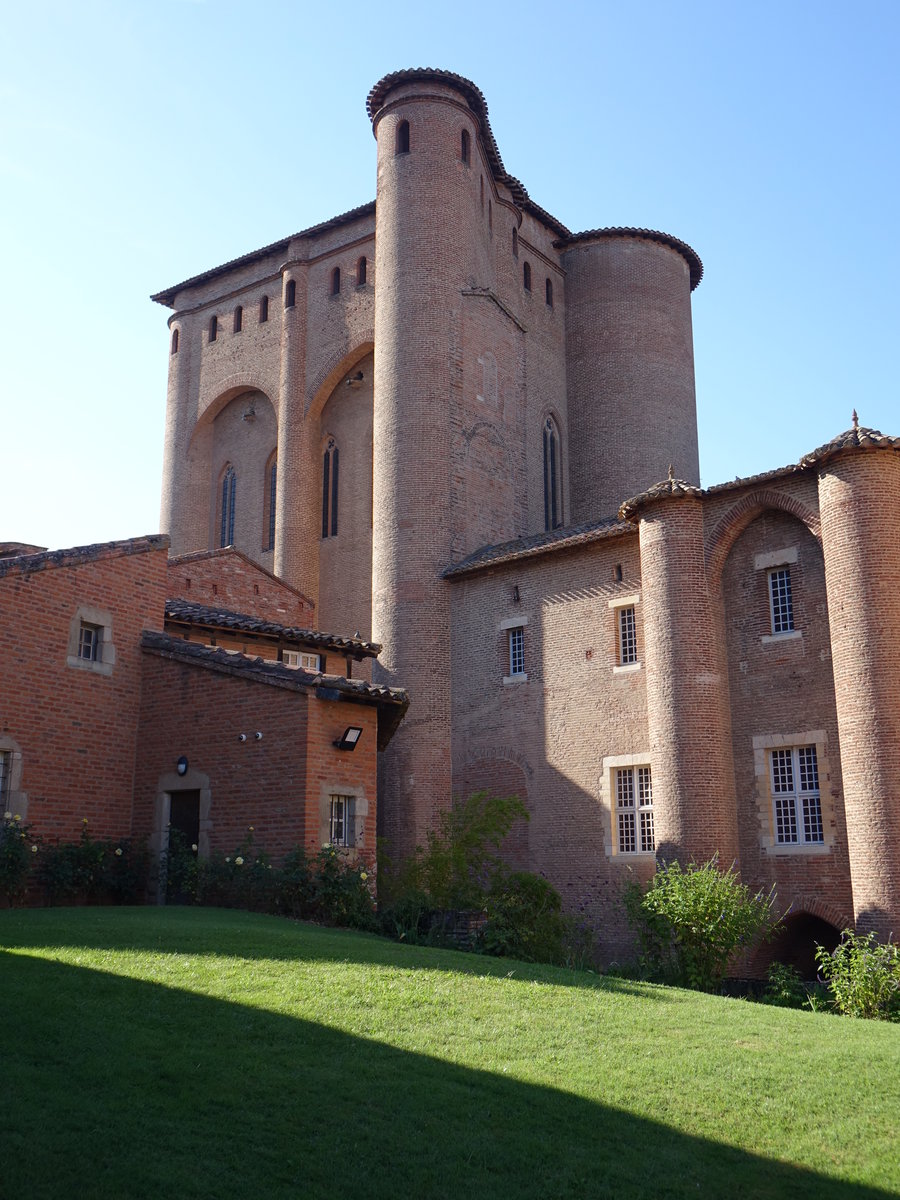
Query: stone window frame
0,735,28,821
319,783,367,854
752,730,833,856
500,616,528,684
66,605,115,677
600,752,654,858
755,546,802,645
609,593,642,674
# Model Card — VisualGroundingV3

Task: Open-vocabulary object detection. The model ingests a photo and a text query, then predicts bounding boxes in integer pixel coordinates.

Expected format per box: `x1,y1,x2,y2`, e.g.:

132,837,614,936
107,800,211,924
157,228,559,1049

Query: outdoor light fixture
176,756,189,777
333,726,363,751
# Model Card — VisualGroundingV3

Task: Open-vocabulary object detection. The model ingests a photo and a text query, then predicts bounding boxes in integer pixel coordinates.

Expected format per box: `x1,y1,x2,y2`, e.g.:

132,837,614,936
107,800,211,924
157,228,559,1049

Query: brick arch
706,489,821,588
306,337,374,421
190,384,277,447
453,749,531,870
197,373,278,424
776,892,851,931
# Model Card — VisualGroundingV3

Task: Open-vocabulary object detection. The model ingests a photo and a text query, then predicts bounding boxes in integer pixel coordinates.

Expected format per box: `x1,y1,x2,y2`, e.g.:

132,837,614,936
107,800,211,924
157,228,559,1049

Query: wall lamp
334,726,363,751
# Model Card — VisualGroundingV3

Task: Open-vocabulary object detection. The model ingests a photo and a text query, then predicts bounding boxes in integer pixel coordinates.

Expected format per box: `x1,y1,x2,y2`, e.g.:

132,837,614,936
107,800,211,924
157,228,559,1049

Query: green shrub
0,813,40,904
816,929,900,1021
761,961,808,1008
624,858,777,992
39,821,148,905
481,871,575,965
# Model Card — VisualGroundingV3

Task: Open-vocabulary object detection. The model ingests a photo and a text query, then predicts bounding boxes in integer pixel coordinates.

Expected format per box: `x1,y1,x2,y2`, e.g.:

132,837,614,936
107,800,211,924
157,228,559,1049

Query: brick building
147,68,896,964
0,536,407,876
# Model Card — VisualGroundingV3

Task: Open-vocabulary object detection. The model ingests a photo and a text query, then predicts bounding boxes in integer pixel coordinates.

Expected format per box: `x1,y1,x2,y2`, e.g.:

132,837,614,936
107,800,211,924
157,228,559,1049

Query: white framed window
283,650,321,671
508,626,525,677
770,746,823,845
78,621,102,662
618,606,637,665
615,766,654,854
768,567,794,635
329,795,356,847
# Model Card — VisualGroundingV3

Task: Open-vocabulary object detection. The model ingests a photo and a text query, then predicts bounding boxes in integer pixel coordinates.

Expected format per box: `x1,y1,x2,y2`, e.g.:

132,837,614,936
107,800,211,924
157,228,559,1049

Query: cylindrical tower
621,478,739,866
159,315,195,552
274,260,319,604
562,231,702,522
809,427,900,936
367,70,484,855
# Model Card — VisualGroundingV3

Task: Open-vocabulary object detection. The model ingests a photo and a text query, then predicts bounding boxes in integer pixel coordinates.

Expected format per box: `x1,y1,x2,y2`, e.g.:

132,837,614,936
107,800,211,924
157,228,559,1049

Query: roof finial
668,463,675,481
852,408,859,430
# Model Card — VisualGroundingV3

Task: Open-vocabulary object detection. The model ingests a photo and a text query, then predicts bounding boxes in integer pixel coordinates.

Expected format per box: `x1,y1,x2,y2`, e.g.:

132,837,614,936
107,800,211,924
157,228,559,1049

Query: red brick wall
167,550,314,625
0,540,168,840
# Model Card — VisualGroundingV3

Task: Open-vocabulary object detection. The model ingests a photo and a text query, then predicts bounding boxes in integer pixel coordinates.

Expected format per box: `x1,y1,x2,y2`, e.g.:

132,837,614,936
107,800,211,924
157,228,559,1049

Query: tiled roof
142,631,408,749
366,69,572,239
150,201,376,309
618,472,703,522
164,598,381,657
442,517,631,578
554,227,703,291
0,534,169,580
703,463,803,495
799,422,900,469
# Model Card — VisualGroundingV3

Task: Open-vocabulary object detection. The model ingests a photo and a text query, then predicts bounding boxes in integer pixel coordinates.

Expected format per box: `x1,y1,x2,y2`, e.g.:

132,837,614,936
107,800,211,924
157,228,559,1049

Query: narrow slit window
545,278,553,308
396,120,410,154
322,440,339,537
542,416,562,530
285,279,296,309
508,626,525,677
209,315,218,342
512,228,518,258
170,328,179,355
357,256,367,286
220,465,236,548
265,454,277,552
331,267,341,296
259,295,269,323
233,305,243,333
618,606,637,665
461,128,470,164
523,261,532,291
488,199,493,234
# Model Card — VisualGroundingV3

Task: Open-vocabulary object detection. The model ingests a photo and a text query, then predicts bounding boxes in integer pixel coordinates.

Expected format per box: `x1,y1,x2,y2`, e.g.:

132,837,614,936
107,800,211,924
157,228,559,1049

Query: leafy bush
0,813,40,905
761,961,808,1009
816,929,900,1021
38,820,148,905
481,870,575,965
624,858,777,992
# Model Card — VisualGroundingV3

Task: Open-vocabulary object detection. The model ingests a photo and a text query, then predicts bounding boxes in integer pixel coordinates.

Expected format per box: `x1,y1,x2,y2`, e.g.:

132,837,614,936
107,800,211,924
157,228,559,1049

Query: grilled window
508,626,525,677
329,795,356,847
0,751,9,807
771,746,823,844
769,567,794,634
619,606,637,665
616,766,654,854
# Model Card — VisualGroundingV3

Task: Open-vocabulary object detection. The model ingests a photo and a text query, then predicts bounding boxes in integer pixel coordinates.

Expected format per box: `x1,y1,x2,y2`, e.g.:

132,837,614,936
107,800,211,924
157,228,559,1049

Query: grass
1,907,899,1199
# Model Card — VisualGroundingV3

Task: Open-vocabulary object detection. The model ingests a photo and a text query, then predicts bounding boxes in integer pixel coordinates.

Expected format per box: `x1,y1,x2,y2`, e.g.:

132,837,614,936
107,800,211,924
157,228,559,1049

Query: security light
333,726,363,751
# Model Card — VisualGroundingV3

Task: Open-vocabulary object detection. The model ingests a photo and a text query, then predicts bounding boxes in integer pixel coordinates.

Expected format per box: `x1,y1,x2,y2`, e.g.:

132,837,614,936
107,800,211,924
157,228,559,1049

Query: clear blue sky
3,0,897,550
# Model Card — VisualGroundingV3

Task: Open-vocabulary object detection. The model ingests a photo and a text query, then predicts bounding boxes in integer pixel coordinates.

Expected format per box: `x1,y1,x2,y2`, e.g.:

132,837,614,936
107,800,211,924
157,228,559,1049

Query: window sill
503,673,528,686
764,841,830,856
613,663,641,675
66,655,113,677
761,630,802,645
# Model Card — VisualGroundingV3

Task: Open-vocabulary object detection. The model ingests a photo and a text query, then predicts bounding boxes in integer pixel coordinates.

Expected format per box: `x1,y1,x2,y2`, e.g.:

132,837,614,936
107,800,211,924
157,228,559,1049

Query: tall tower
367,70,485,853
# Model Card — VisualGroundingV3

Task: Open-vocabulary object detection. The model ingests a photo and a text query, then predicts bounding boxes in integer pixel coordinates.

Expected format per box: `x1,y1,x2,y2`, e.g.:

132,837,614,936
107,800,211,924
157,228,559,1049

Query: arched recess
306,338,374,423
706,488,821,591
749,898,847,978
541,411,564,532
454,752,531,870
263,448,278,553
184,387,278,561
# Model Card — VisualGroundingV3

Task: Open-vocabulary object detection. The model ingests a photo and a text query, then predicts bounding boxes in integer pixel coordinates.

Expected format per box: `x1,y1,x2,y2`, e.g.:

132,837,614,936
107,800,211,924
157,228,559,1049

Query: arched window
220,465,236,547
396,120,410,154
357,256,367,286
461,129,470,165
170,328,179,355
209,315,218,342
331,267,341,296
543,417,562,531
264,452,277,552
285,279,296,309
233,305,243,333
512,228,518,258
322,439,339,538
259,295,269,323
545,278,553,308
523,262,532,292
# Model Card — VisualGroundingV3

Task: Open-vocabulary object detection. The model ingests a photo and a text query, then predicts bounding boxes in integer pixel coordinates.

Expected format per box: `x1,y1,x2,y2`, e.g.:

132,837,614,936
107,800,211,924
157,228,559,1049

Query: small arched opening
757,911,842,980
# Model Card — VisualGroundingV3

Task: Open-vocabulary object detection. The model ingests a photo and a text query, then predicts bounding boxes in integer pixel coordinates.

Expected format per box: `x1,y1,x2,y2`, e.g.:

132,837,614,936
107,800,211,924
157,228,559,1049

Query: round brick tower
806,426,900,936
159,316,191,551
562,231,702,522
620,477,739,866
367,70,484,854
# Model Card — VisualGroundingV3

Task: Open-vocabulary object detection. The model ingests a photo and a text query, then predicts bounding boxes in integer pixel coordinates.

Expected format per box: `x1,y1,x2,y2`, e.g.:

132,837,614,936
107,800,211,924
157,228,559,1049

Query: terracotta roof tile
799,422,900,469
555,227,703,290
442,517,631,578
618,472,702,522
0,534,169,580
164,598,381,657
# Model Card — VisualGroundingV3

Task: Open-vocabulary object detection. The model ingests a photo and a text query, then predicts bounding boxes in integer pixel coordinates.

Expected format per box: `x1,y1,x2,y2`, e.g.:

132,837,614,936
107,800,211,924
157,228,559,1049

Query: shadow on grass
0,905,670,1000
1,949,894,1200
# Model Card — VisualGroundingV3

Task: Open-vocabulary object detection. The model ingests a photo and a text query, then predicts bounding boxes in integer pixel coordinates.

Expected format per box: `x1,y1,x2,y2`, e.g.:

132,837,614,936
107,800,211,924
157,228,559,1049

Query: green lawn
1,907,898,1199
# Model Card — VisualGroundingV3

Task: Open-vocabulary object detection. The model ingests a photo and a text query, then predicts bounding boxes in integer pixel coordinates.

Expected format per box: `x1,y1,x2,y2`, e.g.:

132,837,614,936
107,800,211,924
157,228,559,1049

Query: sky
2,0,898,551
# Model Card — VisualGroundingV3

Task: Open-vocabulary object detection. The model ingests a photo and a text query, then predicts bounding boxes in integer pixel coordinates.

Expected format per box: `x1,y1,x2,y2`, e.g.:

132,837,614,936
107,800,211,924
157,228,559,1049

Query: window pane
769,568,794,633
509,627,525,675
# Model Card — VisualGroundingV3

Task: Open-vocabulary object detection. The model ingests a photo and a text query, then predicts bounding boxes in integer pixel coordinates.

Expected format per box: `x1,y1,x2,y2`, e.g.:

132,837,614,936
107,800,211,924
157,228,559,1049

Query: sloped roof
0,534,169,580
555,227,703,290
443,516,631,578
164,598,381,658
799,422,900,469
618,471,703,522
